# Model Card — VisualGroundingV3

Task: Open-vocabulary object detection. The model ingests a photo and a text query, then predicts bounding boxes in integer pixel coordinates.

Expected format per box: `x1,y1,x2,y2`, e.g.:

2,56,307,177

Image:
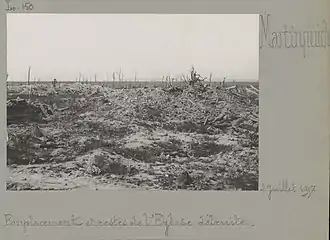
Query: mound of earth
6,82,259,191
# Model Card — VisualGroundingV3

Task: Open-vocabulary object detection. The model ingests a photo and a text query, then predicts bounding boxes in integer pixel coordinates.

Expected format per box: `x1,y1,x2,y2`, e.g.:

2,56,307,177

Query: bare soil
6,82,259,191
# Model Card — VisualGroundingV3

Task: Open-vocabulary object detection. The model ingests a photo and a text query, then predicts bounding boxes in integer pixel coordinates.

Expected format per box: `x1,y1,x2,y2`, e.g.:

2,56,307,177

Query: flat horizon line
7,79,259,83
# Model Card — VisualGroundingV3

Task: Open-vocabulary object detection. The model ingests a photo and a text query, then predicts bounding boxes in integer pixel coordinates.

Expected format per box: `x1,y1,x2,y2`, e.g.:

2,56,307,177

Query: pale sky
7,14,259,82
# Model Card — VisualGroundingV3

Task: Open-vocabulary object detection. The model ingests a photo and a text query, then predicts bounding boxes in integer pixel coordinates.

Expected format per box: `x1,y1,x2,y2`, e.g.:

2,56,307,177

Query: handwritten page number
22,2,33,11
5,0,34,12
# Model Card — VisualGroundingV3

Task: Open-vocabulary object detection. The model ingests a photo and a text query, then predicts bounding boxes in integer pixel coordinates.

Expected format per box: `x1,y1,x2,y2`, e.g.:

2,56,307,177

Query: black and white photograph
6,14,259,191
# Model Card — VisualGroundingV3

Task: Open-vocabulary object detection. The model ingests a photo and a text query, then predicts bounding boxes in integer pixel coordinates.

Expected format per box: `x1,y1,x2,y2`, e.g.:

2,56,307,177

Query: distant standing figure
52,78,57,88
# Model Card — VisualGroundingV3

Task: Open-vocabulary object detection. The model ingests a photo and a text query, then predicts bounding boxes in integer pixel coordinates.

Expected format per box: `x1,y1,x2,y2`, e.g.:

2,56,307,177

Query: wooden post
27,66,31,85
122,72,125,88
112,71,115,88
118,68,122,88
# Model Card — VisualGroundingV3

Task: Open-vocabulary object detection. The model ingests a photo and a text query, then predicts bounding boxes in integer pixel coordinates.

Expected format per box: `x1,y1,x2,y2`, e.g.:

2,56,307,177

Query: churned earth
6,82,259,191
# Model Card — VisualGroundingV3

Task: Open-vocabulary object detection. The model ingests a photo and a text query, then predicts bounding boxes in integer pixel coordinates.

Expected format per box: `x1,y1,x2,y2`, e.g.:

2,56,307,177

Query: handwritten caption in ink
5,0,33,12
259,13,330,58
259,179,316,200
3,213,253,236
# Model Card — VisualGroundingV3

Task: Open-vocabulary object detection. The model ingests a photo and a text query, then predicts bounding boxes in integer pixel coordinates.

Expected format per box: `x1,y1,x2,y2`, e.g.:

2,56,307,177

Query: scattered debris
6,73,259,191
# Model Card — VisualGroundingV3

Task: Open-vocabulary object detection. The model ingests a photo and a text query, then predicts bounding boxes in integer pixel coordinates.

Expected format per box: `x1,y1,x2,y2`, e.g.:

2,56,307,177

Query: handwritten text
260,13,330,58
3,213,251,236
5,0,34,12
259,179,316,200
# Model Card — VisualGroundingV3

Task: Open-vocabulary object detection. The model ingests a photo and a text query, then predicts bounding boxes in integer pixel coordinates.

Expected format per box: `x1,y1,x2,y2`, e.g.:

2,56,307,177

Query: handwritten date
259,179,316,200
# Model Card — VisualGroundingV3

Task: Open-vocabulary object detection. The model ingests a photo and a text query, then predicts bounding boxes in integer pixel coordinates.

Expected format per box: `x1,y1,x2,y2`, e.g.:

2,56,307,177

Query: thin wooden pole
27,66,31,85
